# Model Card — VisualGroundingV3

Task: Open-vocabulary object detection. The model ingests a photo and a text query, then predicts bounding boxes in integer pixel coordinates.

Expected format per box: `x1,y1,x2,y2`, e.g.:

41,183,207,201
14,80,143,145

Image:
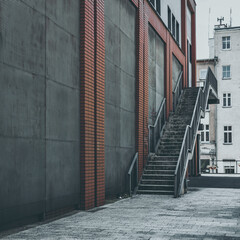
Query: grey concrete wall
172,54,182,91
104,0,136,196
0,0,80,226
148,26,165,125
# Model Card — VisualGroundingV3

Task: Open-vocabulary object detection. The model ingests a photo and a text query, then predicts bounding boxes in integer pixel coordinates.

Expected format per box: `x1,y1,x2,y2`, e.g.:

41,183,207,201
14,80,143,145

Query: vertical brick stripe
136,0,144,179
79,0,96,210
94,0,105,207
143,9,149,166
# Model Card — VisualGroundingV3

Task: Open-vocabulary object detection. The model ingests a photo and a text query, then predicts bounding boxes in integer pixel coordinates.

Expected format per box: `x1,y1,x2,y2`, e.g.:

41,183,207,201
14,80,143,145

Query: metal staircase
137,67,218,197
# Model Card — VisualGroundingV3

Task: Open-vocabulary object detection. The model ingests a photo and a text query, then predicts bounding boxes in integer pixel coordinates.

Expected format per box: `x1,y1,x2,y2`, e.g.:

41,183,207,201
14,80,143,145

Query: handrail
128,152,138,196
148,98,166,153
172,71,183,112
174,67,217,197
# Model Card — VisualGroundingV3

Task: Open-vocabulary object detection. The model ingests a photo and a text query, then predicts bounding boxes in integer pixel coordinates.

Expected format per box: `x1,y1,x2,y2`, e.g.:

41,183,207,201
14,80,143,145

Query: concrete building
214,25,240,174
197,59,217,173
0,0,199,229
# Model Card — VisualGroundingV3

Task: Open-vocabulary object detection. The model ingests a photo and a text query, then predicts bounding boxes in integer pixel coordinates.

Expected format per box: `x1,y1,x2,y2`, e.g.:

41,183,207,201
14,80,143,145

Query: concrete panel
120,71,135,112
120,0,136,41
46,80,80,141
46,0,80,37
105,0,136,197
0,0,45,74
46,19,79,89
105,60,120,106
0,137,45,209
104,0,120,26
105,18,120,66
105,104,120,148
120,109,135,148
46,140,80,211
21,0,45,14
120,32,135,76
0,64,45,139
148,25,165,124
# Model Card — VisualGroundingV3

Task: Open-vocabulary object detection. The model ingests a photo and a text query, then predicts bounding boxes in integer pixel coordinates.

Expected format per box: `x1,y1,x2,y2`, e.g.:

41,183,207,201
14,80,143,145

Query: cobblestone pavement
2,188,240,240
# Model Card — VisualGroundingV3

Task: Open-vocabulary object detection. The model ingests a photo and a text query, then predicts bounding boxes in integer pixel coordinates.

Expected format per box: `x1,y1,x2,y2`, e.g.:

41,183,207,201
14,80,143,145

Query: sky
196,0,240,59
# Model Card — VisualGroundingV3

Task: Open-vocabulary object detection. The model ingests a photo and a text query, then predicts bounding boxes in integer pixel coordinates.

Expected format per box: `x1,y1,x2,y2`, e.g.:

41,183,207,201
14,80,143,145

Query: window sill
223,143,232,145
222,48,231,51
222,78,231,80
222,106,232,108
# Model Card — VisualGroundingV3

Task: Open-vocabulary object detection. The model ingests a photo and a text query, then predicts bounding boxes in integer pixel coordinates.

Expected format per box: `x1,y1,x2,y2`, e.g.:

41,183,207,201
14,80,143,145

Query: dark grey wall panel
0,0,80,227
105,0,136,196
148,26,165,125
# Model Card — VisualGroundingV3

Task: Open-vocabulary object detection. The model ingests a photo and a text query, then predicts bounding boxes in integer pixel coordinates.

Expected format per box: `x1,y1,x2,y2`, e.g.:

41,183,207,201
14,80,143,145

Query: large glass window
222,36,230,49
222,65,231,79
200,69,207,79
224,126,232,144
172,14,175,37
168,6,171,31
201,124,209,142
176,21,179,43
223,93,231,107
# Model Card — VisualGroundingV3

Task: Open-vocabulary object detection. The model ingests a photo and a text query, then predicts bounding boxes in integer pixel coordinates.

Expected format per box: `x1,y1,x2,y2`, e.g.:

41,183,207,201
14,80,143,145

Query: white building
214,26,240,174
197,59,217,173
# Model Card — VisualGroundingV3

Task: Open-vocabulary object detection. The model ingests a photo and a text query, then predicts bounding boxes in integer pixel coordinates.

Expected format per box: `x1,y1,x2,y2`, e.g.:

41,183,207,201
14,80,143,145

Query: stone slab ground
1,188,240,239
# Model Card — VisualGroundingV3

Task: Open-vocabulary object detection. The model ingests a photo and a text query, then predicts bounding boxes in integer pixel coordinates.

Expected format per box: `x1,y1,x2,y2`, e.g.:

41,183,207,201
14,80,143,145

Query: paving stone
1,188,240,239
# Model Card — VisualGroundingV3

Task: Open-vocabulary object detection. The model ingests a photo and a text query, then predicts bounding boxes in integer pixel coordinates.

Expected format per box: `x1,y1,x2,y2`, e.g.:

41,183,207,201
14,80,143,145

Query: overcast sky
196,0,240,59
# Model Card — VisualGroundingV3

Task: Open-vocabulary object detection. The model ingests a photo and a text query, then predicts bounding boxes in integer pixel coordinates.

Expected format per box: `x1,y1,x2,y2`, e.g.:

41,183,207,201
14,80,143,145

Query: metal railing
128,152,138,196
174,67,217,197
172,71,183,112
148,98,166,153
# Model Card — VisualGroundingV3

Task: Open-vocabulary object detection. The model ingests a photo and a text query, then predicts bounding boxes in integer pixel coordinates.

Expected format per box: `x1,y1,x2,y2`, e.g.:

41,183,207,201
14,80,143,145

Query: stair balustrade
148,98,166,153
174,67,217,197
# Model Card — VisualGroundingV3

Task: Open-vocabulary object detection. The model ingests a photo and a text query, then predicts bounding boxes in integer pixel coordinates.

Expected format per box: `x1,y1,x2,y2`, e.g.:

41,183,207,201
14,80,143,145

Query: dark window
172,14,175,37
223,93,231,107
222,36,230,49
176,21,179,43
168,7,171,31
224,126,232,144
201,131,204,142
156,0,161,15
222,65,231,79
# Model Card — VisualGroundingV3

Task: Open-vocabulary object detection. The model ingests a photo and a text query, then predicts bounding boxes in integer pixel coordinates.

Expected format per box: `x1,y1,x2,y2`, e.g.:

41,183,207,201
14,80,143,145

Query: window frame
222,65,231,79
201,124,210,143
222,36,231,50
223,126,232,144
223,93,232,108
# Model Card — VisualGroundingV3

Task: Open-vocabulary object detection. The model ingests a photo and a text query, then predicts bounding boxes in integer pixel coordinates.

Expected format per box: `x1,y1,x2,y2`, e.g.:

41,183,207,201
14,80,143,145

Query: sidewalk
1,188,240,240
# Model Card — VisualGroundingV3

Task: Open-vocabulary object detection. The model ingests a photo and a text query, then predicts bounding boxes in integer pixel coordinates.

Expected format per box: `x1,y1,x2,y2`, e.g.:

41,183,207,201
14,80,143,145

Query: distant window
201,124,209,142
176,21,179,43
222,36,230,49
223,93,231,107
224,166,234,174
168,7,171,31
222,65,231,79
189,44,192,63
224,126,232,144
172,14,175,37
156,0,161,15
200,69,207,79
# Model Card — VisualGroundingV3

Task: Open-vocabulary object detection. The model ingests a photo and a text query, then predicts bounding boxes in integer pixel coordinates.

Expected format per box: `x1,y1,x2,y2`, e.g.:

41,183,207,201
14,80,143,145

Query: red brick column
143,8,149,166
94,0,105,207
136,0,144,179
79,0,95,210
79,0,105,210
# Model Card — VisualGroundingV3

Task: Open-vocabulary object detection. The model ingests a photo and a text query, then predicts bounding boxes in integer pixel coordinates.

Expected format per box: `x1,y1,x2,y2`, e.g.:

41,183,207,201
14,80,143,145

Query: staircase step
148,160,178,165
146,165,176,170
137,189,174,195
138,184,174,191
141,179,174,185
151,156,178,161
144,170,175,174
142,174,175,180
